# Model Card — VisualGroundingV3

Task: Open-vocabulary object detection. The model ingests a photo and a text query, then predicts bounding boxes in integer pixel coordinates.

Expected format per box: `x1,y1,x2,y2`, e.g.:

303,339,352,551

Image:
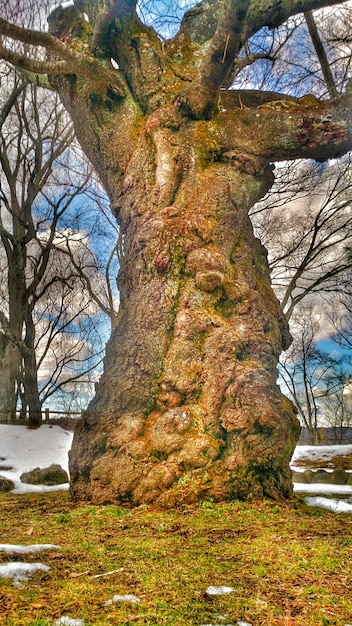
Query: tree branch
0,17,126,97
304,10,338,99
220,89,297,109
182,0,249,117
172,0,349,117
0,43,70,78
216,92,352,163
246,0,350,39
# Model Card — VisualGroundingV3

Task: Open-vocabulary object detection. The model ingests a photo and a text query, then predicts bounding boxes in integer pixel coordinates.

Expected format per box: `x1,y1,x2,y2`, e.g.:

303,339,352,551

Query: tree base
69,396,300,507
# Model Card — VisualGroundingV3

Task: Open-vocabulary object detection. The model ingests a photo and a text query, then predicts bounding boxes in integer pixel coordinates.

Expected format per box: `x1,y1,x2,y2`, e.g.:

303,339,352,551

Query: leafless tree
280,305,352,443
0,65,118,425
251,155,352,320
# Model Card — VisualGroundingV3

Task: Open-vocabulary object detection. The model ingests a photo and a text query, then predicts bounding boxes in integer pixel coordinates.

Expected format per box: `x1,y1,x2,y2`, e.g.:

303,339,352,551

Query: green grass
0,492,352,625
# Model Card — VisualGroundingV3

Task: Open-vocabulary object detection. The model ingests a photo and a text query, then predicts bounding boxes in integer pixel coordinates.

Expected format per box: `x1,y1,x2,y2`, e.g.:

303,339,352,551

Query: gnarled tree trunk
68,108,302,505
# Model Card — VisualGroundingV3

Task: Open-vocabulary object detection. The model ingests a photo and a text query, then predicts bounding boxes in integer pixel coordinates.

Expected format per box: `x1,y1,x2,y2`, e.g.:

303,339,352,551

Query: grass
0,492,352,625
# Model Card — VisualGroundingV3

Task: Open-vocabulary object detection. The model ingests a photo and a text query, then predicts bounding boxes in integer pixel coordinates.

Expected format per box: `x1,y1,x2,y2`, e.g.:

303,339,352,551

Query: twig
70,571,90,578
222,34,230,64
91,568,124,579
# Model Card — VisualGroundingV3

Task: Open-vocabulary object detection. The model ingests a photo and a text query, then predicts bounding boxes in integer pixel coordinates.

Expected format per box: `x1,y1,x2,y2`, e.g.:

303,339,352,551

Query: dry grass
1,491,352,625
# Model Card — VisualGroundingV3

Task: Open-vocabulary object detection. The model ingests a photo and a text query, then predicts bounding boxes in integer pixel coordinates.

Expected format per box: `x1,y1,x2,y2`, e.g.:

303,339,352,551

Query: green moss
192,122,221,168
214,292,234,318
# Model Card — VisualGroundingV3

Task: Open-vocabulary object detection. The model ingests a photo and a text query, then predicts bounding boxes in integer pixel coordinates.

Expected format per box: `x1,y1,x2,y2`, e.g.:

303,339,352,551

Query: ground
1,492,352,625
1,426,352,625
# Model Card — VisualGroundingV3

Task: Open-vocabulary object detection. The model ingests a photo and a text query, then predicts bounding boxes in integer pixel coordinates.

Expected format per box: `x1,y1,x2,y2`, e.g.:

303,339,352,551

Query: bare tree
0,65,118,425
251,155,352,320
280,305,352,443
0,0,351,505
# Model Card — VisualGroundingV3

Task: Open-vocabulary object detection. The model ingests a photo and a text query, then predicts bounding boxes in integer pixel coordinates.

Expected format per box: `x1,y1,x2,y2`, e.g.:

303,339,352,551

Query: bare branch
0,43,70,77
305,10,338,99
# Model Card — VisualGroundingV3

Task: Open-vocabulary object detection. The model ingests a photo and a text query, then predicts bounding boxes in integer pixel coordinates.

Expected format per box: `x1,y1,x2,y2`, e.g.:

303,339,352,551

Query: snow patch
104,593,141,606
0,562,50,587
0,544,60,554
206,586,235,595
0,424,73,493
54,618,85,626
13,482,69,495
291,444,352,469
294,483,352,495
306,496,352,513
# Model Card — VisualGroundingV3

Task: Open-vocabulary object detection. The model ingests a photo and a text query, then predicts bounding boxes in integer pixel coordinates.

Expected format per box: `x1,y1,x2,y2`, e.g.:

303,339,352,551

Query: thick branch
0,17,126,97
246,0,349,39
216,92,352,162
173,0,349,118
183,0,249,117
220,89,297,109
0,43,70,77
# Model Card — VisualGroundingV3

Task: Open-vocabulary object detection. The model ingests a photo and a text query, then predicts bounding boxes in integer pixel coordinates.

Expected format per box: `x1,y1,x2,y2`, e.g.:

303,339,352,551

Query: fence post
45,408,50,422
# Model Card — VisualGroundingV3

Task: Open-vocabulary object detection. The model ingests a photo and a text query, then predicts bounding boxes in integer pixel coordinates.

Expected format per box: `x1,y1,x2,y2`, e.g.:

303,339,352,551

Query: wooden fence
0,408,83,424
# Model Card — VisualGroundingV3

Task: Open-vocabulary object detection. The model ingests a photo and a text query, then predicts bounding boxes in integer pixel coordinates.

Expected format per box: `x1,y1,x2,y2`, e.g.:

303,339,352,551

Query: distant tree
322,372,352,443
251,155,352,320
246,8,352,444
0,66,118,425
280,305,352,443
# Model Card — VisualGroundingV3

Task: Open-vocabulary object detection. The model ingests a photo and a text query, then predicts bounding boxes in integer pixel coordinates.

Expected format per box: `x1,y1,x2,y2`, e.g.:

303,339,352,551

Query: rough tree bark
0,332,19,422
0,0,351,504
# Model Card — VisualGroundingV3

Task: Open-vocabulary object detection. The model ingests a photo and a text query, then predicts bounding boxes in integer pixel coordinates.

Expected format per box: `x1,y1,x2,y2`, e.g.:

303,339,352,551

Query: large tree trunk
69,121,300,505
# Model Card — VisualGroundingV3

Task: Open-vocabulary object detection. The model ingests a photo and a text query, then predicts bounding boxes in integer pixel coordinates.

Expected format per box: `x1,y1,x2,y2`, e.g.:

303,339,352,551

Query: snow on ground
0,429,351,622
206,586,235,596
0,424,73,493
0,544,61,586
291,444,352,470
54,618,85,626
292,445,352,512
0,544,60,554
306,496,352,513
104,593,141,606
1,425,352,512
0,562,50,587
294,482,352,495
